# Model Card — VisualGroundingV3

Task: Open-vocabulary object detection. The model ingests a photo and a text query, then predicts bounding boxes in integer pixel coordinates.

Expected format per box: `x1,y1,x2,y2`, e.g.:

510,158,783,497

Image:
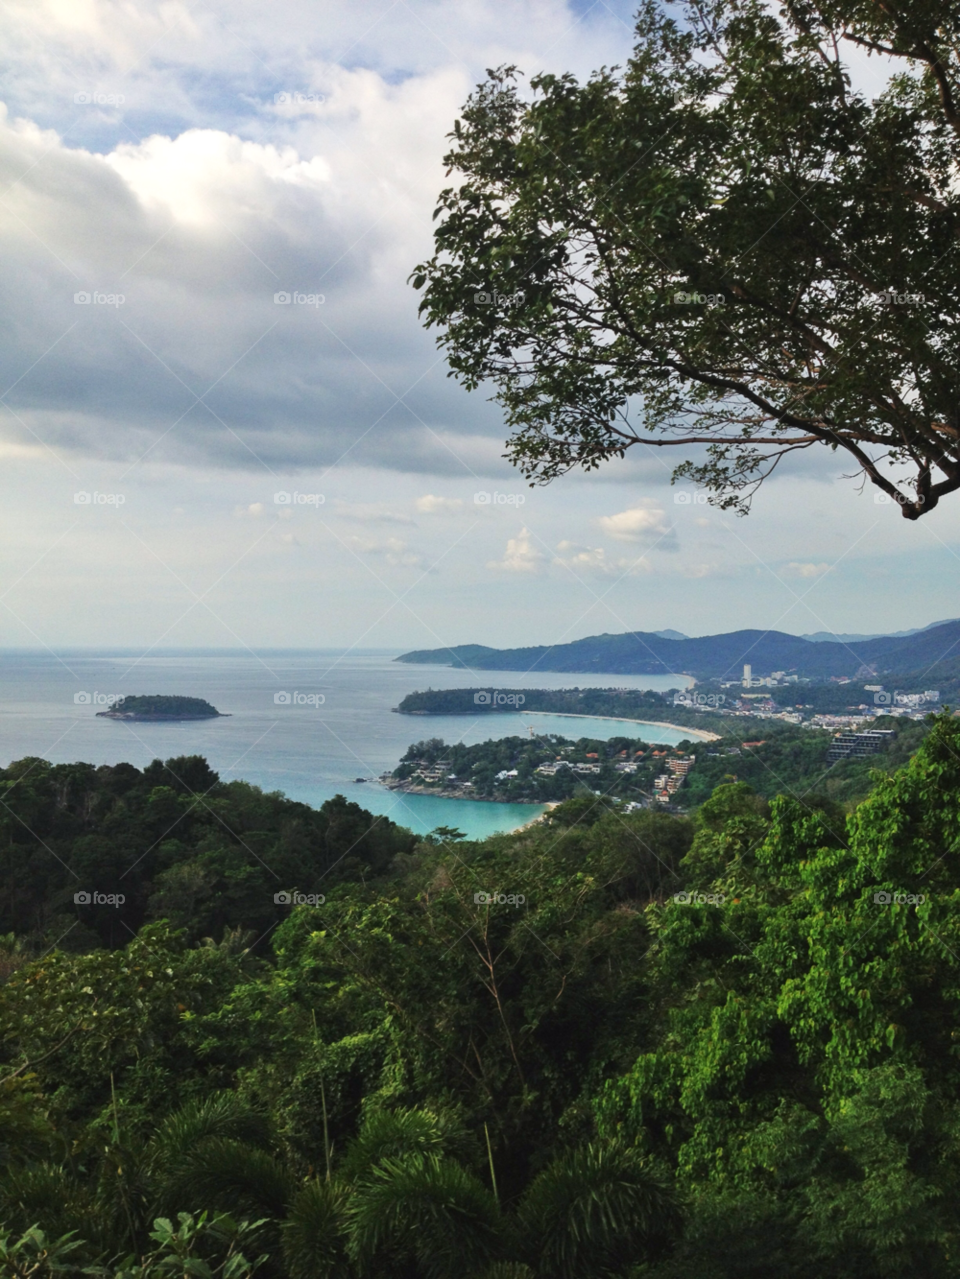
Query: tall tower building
743,664,752,688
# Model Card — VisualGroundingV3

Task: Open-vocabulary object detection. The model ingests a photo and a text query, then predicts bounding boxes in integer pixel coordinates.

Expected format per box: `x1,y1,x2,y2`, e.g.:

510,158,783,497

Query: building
826,729,895,764
743,663,752,688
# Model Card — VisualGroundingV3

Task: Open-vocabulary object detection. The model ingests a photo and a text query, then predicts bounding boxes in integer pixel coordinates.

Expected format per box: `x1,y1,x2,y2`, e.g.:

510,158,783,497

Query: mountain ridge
396,621,960,681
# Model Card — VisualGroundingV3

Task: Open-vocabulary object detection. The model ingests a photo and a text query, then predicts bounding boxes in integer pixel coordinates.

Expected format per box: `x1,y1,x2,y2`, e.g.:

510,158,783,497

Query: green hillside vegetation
396,685,723,731
389,719,929,811
98,695,225,720
3,717,960,1275
0,755,415,950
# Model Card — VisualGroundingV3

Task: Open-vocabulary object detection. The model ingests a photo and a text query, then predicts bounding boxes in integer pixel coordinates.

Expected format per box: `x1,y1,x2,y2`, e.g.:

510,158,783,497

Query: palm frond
346,1153,504,1279
518,1142,680,1278
340,1106,474,1181
281,1179,351,1279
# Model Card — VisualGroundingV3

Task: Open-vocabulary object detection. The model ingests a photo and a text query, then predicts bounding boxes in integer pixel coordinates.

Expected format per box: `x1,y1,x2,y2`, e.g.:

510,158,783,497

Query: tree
413,0,960,518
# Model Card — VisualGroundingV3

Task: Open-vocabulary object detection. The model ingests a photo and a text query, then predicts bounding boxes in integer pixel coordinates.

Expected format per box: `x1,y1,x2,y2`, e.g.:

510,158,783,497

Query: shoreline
513,801,560,832
379,780,542,805
521,710,721,742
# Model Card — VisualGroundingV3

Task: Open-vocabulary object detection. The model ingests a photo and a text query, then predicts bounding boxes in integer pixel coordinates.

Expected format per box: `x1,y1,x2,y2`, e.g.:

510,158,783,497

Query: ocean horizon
0,648,693,838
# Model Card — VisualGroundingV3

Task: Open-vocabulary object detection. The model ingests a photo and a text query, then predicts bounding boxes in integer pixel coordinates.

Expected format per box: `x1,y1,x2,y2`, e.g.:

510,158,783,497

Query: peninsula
95,695,227,721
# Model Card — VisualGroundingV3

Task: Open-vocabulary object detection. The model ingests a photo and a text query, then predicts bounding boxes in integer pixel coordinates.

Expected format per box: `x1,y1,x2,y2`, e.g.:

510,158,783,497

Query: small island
95,695,228,721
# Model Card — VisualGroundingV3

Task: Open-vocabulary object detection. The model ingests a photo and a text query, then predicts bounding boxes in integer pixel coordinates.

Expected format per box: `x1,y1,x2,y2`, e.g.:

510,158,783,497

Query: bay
0,650,693,838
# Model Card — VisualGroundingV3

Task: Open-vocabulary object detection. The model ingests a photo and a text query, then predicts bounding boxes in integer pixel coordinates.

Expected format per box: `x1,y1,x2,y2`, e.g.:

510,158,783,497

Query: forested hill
6,720,960,1276
397,620,960,680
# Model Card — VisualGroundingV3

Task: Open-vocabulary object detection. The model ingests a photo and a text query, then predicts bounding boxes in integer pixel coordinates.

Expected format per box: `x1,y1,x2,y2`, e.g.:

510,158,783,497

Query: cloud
333,502,416,525
487,527,546,574
785,562,831,578
554,541,651,576
416,494,463,513
346,533,423,566
598,506,676,547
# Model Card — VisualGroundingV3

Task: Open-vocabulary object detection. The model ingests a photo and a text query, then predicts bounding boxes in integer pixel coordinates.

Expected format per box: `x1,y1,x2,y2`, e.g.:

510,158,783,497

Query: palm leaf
346,1153,504,1279
518,1142,679,1278
340,1107,474,1181
281,1179,351,1279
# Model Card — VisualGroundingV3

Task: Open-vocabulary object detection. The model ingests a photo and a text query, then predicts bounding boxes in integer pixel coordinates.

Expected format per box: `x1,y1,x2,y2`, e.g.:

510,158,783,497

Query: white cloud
785,562,831,578
554,541,650,576
333,502,416,525
487,527,546,574
598,506,675,545
346,533,423,566
416,494,463,513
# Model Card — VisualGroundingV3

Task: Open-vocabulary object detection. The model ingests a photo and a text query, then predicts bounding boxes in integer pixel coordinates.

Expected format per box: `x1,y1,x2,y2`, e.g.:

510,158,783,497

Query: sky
0,0,956,653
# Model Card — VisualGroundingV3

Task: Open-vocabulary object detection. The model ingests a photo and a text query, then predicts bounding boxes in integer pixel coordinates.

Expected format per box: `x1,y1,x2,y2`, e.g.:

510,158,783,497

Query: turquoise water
0,650,692,838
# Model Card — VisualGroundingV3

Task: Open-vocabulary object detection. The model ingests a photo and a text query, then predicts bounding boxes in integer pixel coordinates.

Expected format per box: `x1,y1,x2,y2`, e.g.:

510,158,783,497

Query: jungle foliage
2,716,960,1274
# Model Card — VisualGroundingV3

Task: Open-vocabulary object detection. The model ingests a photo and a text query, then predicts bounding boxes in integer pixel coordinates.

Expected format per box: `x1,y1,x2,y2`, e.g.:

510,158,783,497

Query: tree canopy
413,0,960,517
4,716,960,1274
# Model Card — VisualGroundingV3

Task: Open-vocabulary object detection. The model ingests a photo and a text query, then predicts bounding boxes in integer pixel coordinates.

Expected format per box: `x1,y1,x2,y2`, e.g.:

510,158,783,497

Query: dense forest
3,716,960,1276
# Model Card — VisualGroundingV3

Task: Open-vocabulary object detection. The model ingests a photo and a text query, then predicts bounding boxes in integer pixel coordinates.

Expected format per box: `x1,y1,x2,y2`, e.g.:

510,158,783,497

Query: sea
0,650,694,839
